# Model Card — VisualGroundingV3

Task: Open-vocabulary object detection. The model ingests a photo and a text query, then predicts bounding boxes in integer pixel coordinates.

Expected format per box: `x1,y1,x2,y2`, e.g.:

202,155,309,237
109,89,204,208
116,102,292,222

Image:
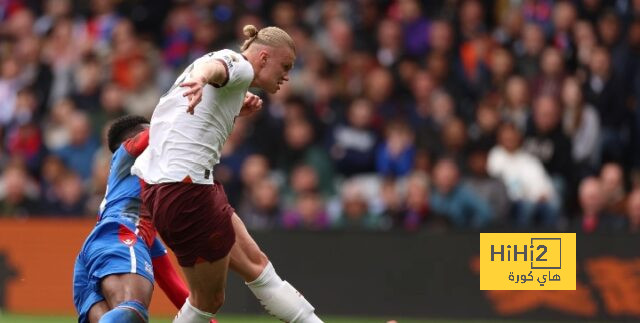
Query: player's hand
239,92,263,117
180,76,207,114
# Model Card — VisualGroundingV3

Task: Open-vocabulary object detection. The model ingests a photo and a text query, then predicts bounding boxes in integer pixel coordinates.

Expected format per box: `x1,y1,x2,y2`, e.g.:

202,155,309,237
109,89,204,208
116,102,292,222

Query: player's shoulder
210,49,248,69
113,143,132,160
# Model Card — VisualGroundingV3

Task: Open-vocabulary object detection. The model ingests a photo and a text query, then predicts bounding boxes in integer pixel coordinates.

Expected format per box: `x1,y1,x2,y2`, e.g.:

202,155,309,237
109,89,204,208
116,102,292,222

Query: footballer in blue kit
73,115,160,323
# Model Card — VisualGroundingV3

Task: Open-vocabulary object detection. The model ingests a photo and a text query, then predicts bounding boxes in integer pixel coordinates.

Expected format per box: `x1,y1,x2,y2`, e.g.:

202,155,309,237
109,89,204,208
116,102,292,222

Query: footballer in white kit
132,24,323,323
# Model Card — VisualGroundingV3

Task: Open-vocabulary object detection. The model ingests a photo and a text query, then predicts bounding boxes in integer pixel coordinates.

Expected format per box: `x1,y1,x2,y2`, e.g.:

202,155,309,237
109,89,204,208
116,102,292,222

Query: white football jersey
132,49,254,184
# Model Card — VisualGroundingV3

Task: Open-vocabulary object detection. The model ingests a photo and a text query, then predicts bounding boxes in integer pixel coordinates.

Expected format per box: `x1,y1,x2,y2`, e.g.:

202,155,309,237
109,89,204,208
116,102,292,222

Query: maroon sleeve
123,128,150,157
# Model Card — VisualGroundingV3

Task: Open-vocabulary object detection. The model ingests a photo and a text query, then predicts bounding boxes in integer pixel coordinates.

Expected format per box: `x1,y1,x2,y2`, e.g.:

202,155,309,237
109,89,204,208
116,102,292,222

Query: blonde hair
240,25,296,53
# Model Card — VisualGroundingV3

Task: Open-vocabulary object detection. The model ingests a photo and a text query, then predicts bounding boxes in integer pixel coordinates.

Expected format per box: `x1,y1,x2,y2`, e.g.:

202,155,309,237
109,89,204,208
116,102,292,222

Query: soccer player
132,25,322,323
73,115,160,323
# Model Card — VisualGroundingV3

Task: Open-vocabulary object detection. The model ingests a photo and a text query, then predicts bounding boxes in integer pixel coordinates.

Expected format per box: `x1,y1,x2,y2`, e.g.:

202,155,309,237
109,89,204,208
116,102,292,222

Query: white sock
172,298,215,323
246,262,323,323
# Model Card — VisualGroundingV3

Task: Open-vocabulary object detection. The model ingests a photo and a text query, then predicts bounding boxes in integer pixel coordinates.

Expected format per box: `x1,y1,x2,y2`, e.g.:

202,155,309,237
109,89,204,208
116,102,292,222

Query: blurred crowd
2,0,640,233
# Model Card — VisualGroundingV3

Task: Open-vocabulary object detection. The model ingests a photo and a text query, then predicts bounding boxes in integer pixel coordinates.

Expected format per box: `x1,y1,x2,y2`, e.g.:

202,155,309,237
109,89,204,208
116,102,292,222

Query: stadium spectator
626,188,640,233
440,118,468,167
161,3,198,69
531,47,566,99
15,34,52,116
326,98,379,177
573,177,626,233
487,47,515,97
573,20,598,73
430,158,491,229
4,8,35,39
48,171,87,216
240,154,271,191
238,177,282,231
42,17,86,104
584,46,628,164
457,0,486,42
43,98,73,151
333,179,383,230
427,18,454,55
281,190,329,230
39,155,66,208
515,23,545,79
92,83,126,132
396,0,429,58
0,162,39,216
410,78,448,155
455,29,492,105
283,164,322,207
521,0,553,31
501,75,530,132
550,1,577,60
5,88,45,175
71,53,102,113
377,177,405,229
0,56,25,127
278,116,334,196
561,76,601,177
407,70,436,127
468,97,501,149
34,0,74,36
376,120,416,177
364,67,400,120
375,18,403,67
488,123,559,227
599,162,627,216
85,0,122,54
466,148,511,224
597,10,626,82
122,56,161,119
402,171,430,231
523,94,573,205
53,111,100,180
216,117,255,206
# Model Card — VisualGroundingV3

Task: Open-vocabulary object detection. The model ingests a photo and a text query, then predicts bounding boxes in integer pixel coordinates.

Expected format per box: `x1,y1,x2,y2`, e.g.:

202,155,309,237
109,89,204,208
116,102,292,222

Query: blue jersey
98,144,143,222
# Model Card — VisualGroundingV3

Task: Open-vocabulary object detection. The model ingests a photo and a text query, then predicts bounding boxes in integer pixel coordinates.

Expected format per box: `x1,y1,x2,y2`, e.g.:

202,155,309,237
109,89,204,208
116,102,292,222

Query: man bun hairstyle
107,115,149,153
240,24,296,54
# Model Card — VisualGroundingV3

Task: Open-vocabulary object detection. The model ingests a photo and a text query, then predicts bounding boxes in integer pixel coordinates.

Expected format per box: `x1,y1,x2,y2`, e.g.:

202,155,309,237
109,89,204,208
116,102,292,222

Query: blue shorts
72,218,157,323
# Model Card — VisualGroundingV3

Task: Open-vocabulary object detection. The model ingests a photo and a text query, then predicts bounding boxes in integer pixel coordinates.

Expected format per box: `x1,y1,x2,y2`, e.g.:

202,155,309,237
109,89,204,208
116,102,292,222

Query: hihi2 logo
480,233,576,290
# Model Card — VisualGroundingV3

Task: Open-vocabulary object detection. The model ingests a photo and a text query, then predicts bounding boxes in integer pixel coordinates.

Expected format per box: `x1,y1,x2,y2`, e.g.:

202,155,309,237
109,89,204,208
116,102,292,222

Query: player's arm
150,237,189,309
180,59,229,114
238,92,263,117
123,128,150,157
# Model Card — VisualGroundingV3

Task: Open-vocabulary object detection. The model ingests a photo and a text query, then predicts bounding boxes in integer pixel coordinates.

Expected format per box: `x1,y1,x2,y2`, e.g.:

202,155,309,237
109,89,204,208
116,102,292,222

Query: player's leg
229,213,268,281
173,255,230,323
87,301,109,323
97,273,153,322
101,273,153,308
229,213,323,323
74,240,110,323
82,220,155,323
